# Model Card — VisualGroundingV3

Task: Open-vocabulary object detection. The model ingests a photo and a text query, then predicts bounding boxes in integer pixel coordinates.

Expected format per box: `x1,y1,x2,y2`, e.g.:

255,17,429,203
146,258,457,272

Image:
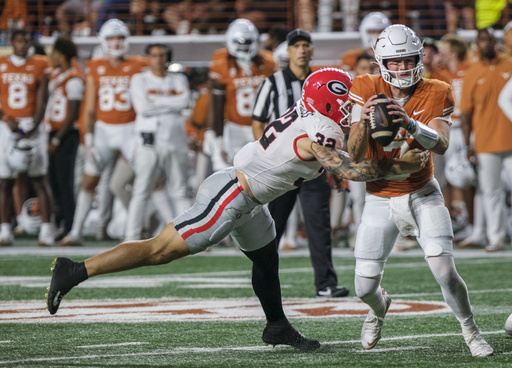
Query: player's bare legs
0,178,15,245
85,222,190,277
31,176,55,246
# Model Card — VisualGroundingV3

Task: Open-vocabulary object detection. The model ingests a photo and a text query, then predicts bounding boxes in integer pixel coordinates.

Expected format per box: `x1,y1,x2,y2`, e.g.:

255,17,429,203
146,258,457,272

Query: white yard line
78,342,149,348
0,330,505,365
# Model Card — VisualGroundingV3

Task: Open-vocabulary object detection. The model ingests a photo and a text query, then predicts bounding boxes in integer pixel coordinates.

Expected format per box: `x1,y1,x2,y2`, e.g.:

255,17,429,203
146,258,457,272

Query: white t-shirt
234,101,344,203
130,70,190,149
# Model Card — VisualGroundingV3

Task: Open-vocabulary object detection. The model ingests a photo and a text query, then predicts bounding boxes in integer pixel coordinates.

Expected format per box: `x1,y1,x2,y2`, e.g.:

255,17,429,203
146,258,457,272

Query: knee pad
355,259,385,278
422,236,453,258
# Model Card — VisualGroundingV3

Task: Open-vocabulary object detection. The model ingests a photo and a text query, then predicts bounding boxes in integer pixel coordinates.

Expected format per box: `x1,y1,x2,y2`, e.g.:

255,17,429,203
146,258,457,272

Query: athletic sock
242,241,286,322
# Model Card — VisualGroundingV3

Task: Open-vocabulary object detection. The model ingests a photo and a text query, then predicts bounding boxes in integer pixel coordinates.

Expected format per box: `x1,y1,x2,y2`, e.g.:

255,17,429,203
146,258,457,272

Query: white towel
389,194,419,237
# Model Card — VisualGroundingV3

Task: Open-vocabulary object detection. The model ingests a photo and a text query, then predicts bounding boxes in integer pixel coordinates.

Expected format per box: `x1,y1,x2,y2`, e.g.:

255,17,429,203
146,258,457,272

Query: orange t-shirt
46,67,84,131
349,74,455,197
208,48,275,126
460,54,512,154
85,56,146,125
0,54,50,119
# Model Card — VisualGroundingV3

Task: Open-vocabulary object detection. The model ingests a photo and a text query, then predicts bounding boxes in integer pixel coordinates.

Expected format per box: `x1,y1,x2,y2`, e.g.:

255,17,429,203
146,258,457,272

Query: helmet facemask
99,19,130,58
226,19,259,62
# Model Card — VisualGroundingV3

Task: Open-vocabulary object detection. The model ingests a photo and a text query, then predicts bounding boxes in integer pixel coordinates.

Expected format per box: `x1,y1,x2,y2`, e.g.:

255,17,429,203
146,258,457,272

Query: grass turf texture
1,239,512,367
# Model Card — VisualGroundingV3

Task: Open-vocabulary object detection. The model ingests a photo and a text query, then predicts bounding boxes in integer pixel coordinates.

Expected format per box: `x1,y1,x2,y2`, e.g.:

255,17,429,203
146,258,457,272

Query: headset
144,43,173,63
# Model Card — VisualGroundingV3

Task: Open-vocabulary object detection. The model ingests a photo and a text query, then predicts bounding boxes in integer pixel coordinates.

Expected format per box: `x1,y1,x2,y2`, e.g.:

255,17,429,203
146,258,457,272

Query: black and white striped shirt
252,67,311,124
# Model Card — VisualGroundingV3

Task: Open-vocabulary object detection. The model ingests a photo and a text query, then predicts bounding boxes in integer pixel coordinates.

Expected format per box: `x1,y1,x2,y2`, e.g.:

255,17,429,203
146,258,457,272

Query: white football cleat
504,313,512,336
361,290,392,350
0,234,14,246
38,228,55,247
464,330,494,357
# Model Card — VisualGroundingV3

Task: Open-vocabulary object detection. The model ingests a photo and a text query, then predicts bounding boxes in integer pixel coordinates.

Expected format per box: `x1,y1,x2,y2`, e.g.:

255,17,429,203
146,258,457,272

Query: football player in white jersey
47,68,428,350
126,43,191,240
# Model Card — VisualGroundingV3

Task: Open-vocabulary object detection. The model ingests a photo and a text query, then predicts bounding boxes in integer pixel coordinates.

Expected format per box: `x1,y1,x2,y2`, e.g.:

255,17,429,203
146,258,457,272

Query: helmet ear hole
326,103,332,114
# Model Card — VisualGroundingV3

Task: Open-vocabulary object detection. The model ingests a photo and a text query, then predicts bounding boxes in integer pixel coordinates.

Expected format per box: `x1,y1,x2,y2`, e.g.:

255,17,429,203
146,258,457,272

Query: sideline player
126,43,191,240
347,24,493,357
58,19,146,246
203,18,276,171
47,68,428,351
45,37,84,241
341,12,391,76
0,29,54,246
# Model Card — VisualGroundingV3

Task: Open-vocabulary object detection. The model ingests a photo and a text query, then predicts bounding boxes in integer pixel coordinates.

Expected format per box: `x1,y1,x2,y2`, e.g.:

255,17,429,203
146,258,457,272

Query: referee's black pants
268,171,338,292
48,128,79,234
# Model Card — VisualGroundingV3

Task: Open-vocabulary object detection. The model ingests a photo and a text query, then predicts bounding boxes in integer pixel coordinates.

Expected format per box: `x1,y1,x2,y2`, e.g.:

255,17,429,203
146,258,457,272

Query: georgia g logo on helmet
327,80,349,96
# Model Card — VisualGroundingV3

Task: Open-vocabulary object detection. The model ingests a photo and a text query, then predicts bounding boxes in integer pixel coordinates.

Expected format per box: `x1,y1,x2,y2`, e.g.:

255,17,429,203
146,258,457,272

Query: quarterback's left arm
387,98,450,155
310,142,429,182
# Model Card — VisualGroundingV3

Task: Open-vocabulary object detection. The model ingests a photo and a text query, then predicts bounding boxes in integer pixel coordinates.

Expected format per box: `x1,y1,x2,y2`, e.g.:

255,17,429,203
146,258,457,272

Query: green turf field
1,239,511,367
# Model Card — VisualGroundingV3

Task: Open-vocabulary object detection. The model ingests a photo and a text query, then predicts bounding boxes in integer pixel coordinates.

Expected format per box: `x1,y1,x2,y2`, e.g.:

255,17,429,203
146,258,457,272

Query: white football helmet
7,138,33,173
99,18,130,58
226,19,259,61
273,41,289,70
374,24,424,88
445,152,477,188
20,197,42,235
359,12,391,48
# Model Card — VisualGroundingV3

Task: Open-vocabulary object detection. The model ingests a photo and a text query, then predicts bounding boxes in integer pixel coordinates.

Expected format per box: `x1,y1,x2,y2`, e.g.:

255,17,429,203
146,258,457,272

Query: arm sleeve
131,73,190,117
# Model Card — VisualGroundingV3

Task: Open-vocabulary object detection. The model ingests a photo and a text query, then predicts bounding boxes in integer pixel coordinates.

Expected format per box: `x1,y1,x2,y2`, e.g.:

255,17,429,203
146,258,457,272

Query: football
505,313,512,336
368,93,398,146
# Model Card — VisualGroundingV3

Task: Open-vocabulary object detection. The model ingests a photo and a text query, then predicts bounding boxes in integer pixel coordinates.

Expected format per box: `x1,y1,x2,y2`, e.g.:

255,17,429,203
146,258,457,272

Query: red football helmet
301,68,353,127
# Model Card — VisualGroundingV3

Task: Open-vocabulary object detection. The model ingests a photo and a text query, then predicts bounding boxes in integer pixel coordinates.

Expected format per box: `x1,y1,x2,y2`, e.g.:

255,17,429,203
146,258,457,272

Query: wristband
411,120,439,150
51,137,61,147
85,133,93,147
406,118,417,133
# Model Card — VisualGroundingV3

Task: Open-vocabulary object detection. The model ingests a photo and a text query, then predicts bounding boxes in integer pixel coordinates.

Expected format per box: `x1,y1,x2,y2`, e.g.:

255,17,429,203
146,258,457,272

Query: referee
252,29,349,298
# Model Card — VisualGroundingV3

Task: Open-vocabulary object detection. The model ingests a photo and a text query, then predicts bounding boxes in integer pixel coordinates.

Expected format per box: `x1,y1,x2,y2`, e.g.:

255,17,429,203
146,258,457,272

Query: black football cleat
46,257,85,315
262,319,320,352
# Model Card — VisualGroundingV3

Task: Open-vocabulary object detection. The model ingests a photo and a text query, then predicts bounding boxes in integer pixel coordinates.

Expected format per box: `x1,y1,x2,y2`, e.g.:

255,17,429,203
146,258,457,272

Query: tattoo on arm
311,142,400,181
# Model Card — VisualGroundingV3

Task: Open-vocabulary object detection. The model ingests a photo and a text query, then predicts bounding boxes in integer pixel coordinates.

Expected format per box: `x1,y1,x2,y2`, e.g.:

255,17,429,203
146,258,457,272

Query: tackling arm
311,142,429,182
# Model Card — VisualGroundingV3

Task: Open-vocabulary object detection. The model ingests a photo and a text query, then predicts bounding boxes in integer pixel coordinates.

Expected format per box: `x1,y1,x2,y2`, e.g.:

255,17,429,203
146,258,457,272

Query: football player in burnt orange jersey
203,18,276,171
0,29,54,246
347,25,493,357
58,19,147,246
